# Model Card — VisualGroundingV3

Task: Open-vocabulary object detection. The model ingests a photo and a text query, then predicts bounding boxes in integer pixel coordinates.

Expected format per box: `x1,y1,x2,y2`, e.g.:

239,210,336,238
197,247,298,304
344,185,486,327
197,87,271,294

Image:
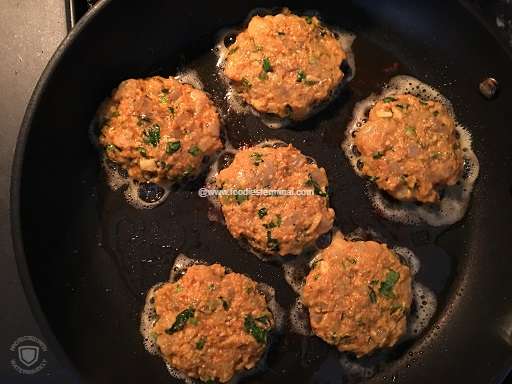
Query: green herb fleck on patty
250,152,264,166
235,193,249,205
390,303,403,315
188,145,201,157
257,207,268,219
165,307,195,334
105,144,121,152
297,70,306,83
383,97,397,103
379,270,400,299
159,94,169,104
195,337,206,350
241,77,252,89
305,174,327,197
266,231,280,252
263,214,282,229
305,16,313,24
244,315,268,343
262,57,272,72
143,124,160,147
372,151,384,159
405,126,416,137
166,141,181,154
137,146,147,157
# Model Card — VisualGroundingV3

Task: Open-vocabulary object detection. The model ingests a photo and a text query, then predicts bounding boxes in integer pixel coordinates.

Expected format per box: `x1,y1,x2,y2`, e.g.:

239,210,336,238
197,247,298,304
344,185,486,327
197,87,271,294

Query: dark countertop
0,1,510,382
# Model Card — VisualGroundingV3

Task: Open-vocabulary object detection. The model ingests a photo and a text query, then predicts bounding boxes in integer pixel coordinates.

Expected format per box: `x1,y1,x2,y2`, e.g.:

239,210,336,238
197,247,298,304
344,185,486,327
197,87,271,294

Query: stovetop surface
0,1,510,382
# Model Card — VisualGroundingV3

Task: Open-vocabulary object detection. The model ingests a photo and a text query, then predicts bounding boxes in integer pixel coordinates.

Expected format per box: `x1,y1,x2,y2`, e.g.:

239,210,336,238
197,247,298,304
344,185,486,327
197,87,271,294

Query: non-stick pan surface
12,0,512,383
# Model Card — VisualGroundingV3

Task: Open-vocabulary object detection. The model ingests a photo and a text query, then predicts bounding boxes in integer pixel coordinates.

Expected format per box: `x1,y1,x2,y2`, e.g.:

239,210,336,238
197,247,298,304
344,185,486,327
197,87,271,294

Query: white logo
10,336,47,375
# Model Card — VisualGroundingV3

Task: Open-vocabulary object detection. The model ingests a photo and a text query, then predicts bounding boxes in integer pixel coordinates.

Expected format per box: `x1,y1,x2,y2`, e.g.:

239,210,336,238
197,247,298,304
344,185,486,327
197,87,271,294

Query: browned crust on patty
215,144,335,256
303,232,412,356
223,11,346,120
99,76,222,183
353,94,463,203
152,264,273,382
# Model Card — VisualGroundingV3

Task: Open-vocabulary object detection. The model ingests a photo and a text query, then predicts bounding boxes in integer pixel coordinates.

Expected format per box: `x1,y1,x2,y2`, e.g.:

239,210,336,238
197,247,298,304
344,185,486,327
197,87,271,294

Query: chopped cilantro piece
188,145,201,156
262,57,272,72
244,315,268,343
405,126,416,136
241,77,252,89
372,151,384,159
195,337,206,350
383,97,397,103
105,144,121,152
250,152,264,166
257,207,268,219
235,193,249,204
137,146,147,157
166,141,181,154
159,94,169,104
165,308,195,334
305,174,327,197
379,270,400,299
143,124,160,147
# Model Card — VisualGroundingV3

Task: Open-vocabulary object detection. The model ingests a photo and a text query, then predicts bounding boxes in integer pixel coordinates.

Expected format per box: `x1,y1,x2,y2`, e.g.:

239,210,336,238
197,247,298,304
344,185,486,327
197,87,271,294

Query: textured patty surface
353,94,463,203
215,144,335,256
152,264,273,383
223,12,346,120
99,76,222,183
303,232,412,356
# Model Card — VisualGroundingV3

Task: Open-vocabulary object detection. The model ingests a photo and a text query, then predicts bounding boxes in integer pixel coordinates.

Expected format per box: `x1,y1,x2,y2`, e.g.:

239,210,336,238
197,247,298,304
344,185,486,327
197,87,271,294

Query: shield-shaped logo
18,346,39,367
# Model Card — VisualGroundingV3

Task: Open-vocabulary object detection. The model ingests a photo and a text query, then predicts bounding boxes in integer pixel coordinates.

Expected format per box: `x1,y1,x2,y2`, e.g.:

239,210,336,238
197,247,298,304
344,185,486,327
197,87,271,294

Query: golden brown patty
215,144,335,256
223,11,346,120
151,264,273,383
302,232,412,357
99,76,222,183
353,94,463,203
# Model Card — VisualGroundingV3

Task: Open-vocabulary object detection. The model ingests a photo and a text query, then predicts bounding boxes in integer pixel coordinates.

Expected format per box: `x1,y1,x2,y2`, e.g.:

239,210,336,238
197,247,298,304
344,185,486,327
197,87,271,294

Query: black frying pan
11,0,512,383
